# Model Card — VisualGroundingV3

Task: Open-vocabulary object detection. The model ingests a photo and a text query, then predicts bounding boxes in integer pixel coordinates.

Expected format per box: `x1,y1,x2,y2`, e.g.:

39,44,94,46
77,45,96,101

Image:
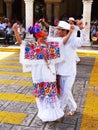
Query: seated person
6,21,13,44
18,23,26,39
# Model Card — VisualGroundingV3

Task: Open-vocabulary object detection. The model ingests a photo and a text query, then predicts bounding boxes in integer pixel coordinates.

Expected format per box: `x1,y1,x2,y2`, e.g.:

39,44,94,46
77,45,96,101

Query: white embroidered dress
20,39,64,122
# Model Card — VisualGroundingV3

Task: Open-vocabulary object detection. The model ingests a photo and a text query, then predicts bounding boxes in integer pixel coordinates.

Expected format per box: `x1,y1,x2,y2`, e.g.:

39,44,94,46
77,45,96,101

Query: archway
34,0,46,22
12,0,23,22
91,0,98,20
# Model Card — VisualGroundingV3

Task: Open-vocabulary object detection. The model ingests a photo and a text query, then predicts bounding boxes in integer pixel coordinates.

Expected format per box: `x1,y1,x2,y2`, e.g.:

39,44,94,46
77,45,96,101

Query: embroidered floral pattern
24,42,60,60
33,82,57,102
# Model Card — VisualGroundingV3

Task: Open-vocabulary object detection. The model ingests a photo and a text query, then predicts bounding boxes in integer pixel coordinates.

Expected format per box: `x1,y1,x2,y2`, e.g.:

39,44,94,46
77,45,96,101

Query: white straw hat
56,21,70,30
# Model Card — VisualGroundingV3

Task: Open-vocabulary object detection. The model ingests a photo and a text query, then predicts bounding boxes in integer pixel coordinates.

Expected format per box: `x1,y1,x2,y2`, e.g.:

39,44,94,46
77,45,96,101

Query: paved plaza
0,45,98,130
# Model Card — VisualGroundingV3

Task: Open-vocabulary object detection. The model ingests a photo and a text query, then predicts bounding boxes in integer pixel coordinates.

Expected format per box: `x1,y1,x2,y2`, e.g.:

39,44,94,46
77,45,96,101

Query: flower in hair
28,26,34,34
28,22,44,38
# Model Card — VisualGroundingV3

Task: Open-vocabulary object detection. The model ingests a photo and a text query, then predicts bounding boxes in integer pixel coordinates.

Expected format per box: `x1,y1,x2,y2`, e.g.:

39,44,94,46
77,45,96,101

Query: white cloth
36,96,64,122
31,63,56,83
71,25,80,62
60,75,77,111
6,27,13,35
0,24,5,30
48,25,58,37
71,25,79,37
18,27,26,35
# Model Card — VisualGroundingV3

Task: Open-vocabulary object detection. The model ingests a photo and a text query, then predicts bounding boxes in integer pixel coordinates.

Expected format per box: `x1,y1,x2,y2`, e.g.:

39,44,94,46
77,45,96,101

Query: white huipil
56,29,87,111
20,39,64,122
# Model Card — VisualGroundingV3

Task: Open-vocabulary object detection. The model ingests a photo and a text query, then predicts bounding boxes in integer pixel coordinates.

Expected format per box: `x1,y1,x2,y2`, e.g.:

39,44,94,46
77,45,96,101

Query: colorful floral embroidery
33,82,57,102
24,42,60,60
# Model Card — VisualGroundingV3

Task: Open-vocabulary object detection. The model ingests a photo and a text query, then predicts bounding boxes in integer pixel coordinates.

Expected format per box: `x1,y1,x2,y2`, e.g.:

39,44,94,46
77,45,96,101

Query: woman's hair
28,22,46,39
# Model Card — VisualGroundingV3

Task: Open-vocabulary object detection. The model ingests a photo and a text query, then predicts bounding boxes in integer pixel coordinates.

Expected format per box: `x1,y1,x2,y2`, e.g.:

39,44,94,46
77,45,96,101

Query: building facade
0,0,98,45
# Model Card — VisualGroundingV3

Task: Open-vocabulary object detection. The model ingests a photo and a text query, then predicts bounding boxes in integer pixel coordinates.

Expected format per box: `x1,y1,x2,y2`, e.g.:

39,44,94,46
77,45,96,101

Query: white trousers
60,75,77,111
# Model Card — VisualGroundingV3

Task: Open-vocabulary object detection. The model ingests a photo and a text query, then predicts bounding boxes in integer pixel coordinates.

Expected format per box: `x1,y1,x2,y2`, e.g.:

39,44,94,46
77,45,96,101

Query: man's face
68,20,74,25
57,28,67,37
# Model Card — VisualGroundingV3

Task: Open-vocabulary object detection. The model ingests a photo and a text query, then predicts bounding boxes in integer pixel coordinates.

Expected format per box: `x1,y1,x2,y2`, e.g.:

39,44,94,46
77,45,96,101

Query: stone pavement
0,45,98,130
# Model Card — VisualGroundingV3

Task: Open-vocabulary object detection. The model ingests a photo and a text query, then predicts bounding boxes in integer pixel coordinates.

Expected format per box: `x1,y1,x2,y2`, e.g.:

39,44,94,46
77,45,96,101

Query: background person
42,18,59,37
6,21,14,45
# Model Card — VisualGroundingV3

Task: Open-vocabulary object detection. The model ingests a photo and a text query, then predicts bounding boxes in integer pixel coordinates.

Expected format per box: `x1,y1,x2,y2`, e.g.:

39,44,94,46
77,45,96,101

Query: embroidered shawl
20,40,64,72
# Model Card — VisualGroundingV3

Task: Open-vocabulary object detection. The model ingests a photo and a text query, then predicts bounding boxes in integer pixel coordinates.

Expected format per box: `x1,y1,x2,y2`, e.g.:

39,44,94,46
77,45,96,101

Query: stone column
54,3,60,19
24,0,34,31
45,3,52,23
4,0,14,19
82,0,93,46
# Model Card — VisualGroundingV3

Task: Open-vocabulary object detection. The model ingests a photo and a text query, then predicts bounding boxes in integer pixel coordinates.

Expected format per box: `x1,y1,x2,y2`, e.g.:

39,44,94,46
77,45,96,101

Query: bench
0,30,6,44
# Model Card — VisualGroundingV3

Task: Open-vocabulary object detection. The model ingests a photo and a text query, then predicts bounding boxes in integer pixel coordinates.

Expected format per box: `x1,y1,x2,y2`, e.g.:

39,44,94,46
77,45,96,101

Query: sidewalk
0,44,98,130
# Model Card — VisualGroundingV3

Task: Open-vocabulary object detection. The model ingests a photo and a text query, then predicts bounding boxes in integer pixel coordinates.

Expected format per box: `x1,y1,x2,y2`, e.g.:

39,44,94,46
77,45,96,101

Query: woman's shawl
20,40,64,72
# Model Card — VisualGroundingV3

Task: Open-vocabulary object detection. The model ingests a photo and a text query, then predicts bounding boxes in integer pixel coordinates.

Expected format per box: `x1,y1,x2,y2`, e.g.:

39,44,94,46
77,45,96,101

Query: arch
34,0,46,22
12,0,23,22
0,0,98,23
65,0,83,19
91,0,98,20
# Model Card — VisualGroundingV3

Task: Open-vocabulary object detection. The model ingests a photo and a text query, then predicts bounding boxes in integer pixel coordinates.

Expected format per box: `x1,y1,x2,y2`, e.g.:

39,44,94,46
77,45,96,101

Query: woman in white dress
13,22,73,122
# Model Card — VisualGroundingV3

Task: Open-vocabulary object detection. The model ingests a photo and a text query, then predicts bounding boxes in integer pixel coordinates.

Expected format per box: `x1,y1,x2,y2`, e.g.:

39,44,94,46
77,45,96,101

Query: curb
0,47,20,52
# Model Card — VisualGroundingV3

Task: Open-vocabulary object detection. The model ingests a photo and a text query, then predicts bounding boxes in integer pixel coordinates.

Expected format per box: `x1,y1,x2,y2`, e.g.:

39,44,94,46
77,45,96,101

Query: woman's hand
12,23,22,44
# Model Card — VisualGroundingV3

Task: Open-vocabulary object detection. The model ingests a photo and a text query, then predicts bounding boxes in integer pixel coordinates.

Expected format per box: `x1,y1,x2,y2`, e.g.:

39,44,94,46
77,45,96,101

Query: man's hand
77,21,84,30
70,25,74,33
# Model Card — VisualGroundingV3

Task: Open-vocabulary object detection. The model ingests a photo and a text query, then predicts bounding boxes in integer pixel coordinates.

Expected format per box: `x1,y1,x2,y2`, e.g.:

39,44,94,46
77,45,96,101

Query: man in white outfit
56,21,87,116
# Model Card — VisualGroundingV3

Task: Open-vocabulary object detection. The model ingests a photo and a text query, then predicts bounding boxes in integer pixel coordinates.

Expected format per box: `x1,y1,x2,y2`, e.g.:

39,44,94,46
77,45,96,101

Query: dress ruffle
36,96,64,122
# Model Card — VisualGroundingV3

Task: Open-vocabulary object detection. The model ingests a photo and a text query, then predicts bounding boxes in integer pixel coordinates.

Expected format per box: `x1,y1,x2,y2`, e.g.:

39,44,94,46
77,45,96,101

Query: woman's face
42,29,48,39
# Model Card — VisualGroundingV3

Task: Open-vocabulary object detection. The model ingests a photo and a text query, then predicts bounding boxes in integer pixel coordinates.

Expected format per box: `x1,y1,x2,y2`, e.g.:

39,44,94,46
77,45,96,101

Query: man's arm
63,26,74,44
42,18,50,28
